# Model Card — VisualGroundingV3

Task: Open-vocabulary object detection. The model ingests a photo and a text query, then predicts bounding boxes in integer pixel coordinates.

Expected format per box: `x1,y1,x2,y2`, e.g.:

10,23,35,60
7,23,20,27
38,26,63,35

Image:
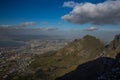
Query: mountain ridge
2,34,120,80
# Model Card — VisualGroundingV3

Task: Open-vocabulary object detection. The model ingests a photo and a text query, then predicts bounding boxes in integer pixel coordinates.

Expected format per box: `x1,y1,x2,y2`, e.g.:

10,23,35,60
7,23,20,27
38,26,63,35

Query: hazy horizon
0,0,120,42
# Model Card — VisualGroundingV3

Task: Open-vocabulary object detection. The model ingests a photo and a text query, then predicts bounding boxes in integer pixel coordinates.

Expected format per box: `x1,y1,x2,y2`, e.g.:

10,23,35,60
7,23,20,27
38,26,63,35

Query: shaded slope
56,53,120,80
56,57,115,80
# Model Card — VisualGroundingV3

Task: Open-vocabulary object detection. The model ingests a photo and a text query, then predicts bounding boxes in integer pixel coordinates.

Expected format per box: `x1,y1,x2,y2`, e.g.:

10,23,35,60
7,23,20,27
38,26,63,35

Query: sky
0,0,120,41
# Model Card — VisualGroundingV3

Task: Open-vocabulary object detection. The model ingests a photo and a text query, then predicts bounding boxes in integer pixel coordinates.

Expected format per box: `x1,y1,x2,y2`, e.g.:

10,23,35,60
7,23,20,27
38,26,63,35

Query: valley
0,34,120,80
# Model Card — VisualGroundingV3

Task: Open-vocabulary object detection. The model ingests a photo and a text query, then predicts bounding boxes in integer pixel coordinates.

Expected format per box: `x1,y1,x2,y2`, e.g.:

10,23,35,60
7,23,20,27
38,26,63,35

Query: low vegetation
3,34,120,80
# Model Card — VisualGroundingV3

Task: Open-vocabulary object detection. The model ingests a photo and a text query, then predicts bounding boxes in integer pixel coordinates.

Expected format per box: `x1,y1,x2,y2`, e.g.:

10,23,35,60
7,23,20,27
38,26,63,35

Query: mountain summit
56,35,103,57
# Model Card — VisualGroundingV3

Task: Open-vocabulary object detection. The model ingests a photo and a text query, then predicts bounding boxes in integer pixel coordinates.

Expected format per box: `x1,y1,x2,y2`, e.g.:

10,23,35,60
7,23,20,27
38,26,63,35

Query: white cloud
0,22,59,32
62,0,120,25
58,22,62,25
44,27,58,31
19,22,36,27
63,1,79,8
84,26,99,31
0,21,36,29
40,21,48,25
0,25,10,27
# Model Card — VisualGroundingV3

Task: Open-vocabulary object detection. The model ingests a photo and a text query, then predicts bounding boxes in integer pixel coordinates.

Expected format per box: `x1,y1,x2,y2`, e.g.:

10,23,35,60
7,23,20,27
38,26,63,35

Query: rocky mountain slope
104,34,120,58
56,34,120,80
1,34,120,80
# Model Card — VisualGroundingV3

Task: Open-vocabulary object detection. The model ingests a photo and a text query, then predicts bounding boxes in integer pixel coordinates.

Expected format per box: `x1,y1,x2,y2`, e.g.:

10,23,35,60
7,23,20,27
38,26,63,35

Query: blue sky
0,0,120,31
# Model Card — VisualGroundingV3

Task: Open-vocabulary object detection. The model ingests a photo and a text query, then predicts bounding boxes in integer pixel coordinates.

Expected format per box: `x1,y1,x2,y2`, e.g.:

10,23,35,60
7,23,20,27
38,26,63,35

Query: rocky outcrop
104,34,120,58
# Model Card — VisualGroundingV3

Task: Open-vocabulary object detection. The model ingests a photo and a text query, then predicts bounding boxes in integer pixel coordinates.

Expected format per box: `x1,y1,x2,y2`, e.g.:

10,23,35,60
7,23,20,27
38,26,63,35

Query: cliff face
107,34,120,50
104,34,120,58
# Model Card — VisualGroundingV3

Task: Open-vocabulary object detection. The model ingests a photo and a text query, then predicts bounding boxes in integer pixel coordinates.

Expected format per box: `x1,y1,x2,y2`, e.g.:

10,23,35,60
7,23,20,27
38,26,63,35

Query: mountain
25,35,104,80
2,34,120,80
56,34,120,80
56,35,103,56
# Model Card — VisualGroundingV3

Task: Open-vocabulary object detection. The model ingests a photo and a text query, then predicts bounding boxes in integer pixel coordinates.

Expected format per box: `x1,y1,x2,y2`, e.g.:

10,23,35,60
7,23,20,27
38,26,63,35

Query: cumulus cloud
84,26,99,31
0,21,60,35
0,21,36,29
0,23,58,32
18,22,36,27
44,27,58,31
0,25,10,27
63,1,79,8
0,25,16,30
58,22,62,25
40,21,48,25
62,0,120,25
